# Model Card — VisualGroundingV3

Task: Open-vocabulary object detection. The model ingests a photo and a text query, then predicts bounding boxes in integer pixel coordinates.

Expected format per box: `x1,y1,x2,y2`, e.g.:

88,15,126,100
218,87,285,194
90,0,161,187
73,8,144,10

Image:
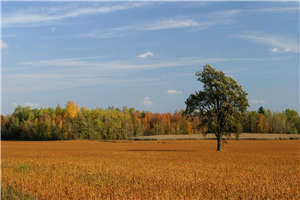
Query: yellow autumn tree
186,120,193,134
81,106,89,112
265,121,270,133
65,101,79,119
259,114,264,133
55,115,63,129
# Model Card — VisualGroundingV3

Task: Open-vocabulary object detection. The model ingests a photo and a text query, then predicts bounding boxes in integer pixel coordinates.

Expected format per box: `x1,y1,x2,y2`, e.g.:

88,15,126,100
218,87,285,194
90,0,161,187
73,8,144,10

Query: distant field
2,140,300,200
129,133,300,140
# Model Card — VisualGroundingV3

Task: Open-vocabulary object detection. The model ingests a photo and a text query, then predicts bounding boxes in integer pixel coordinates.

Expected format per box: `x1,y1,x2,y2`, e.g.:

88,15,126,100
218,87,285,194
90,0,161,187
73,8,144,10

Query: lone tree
184,65,249,151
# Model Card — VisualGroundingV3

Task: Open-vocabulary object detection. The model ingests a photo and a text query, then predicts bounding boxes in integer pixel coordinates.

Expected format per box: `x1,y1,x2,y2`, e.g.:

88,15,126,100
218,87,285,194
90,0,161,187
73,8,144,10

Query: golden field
1,140,300,200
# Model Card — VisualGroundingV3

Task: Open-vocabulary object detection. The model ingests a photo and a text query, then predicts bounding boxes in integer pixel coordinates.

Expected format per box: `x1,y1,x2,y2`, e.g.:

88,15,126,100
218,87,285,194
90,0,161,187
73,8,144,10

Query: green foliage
1,85,300,141
242,109,300,134
1,185,35,200
184,65,249,150
1,103,201,140
258,106,265,114
18,164,29,174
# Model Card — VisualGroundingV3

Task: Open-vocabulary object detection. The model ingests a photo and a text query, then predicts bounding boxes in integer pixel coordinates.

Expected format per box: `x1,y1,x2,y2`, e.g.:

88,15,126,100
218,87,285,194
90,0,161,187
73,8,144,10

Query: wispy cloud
79,9,240,39
19,56,287,72
137,19,201,31
80,6,298,40
137,51,154,58
19,56,227,71
143,96,152,106
11,102,18,108
0,40,8,49
254,6,299,13
79,31,122,39
3,3,147,27
167,90,183,95
24,102,40,108
79,18,204,39
5,55,288,93
19,56,107,66
8,56,227,93
223,6,299,15
3,71,162,93
11,102,40,109
233,32,299,53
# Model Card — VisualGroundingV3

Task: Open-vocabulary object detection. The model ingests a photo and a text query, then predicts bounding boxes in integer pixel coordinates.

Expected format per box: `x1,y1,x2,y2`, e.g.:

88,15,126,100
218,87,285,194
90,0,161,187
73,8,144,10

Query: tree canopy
184,65,249,151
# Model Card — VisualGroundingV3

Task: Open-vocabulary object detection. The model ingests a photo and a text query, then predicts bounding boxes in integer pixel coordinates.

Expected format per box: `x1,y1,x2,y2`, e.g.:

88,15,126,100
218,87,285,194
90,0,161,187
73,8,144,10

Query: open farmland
2,140,300,200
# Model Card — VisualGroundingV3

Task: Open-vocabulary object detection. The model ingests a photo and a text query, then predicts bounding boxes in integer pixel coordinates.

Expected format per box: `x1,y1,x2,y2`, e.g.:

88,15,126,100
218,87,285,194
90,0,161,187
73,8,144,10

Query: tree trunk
217,135,221,151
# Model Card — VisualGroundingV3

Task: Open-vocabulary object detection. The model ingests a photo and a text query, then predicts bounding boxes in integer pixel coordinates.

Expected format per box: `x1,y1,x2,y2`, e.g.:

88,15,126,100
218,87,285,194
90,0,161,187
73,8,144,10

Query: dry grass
2,140,300,200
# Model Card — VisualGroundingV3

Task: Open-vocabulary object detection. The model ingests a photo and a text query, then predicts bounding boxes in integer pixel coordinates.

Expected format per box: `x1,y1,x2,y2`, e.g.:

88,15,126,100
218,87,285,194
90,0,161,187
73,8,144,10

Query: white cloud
6,56,287,93
81,6,298,39
142,19,200,31
254,6,299,13
19,56,227,71
167,90,183,95
0,40,8,49
208,9,241,22
271,47,295,53
143,96,152,106
4,4,298,29
113,18,203,32
137,51,154,58
80,18,203,39
80,6,298,38
24,102,40,108
79,31,122,39
3,3,147,27
19,56,106,66
19,56,283,73
250,99,265,105
233,32,299,54
227,6,299,14
10,56,228,93
11,102,40,108
11,102,18,108
79,9,240,39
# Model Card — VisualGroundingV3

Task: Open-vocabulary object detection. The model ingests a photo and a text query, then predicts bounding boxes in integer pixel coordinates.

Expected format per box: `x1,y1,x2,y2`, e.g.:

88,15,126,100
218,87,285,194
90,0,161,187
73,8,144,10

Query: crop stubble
2,140,300,200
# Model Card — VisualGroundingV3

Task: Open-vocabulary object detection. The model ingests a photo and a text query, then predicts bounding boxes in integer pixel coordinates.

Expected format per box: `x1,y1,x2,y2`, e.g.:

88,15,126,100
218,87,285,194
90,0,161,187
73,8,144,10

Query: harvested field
2,140,300,200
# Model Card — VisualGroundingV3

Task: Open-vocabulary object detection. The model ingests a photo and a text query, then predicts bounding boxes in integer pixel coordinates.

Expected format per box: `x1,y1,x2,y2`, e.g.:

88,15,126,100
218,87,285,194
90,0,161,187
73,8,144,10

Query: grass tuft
1,185,34,200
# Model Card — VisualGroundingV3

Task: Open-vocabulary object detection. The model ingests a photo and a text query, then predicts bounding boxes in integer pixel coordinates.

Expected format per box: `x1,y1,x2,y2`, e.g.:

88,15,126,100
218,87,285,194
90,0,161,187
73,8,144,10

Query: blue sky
1,1,299,114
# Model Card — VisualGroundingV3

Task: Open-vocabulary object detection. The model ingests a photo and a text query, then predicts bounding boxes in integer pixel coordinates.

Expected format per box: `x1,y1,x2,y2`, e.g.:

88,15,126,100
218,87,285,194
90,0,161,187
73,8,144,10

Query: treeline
1,102,300,140
243,107,300,134
1,101,201,140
